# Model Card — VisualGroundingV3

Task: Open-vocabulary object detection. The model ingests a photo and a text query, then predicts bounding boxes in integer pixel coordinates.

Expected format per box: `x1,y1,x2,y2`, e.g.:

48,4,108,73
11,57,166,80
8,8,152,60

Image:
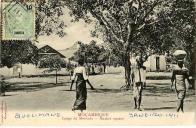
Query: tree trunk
186,49,195,90
123,53,131,89
55,69,58,85
190,52,195,90
0,42,1,67
192,51,196,92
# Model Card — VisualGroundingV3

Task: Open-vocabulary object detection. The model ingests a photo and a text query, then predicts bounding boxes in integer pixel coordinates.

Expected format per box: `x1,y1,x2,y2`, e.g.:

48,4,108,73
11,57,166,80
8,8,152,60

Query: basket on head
173,50,187,60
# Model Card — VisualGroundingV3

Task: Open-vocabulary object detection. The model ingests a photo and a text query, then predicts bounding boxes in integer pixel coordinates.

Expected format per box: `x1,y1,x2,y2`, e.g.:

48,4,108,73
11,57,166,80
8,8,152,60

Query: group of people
85,63,106,75
70,50,192,113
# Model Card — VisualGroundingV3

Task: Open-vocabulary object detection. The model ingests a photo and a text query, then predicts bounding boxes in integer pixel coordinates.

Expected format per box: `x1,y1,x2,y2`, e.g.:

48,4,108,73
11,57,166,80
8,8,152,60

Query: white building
130,54,167,72
144,54,167,72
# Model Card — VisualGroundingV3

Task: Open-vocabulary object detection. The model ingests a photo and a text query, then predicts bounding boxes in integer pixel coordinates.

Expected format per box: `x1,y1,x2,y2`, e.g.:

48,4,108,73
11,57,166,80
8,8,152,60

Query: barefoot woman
71,59,88,111
171,50,192,112
171,60,191,112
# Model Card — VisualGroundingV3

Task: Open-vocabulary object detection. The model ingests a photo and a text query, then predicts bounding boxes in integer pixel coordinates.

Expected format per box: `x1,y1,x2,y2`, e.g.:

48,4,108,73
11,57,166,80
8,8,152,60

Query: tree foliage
38,55,65,71
168,0,195,71
71,40,123,65
65,0,170,54
35,0,67,38
1,0,68,68
71,40,104,63
1,40,38,68
64,0,195,86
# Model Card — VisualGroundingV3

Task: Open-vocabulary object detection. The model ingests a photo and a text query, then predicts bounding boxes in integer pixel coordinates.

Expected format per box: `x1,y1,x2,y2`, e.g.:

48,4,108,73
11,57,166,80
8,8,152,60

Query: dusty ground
0,73,195,112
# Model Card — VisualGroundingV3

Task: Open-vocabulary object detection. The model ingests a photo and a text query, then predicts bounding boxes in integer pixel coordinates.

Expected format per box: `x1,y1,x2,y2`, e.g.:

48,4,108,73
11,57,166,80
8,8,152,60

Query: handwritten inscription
15,113,61,119
129,112,179,118
13,112,182,122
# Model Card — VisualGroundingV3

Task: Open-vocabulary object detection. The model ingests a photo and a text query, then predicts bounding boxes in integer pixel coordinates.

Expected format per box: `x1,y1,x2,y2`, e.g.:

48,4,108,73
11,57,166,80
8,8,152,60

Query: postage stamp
2,0,35,40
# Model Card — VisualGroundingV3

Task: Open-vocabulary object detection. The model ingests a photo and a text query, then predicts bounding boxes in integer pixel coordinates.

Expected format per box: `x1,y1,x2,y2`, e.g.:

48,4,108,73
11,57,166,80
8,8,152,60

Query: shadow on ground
144,83,195,97
7,82,70,92
60,88,121,93
89,88,121,93
144,83,173,97
144,106,176,110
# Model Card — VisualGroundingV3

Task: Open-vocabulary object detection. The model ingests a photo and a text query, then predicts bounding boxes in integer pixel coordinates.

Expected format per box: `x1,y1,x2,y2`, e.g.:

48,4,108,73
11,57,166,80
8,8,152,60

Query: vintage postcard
0,0,195,126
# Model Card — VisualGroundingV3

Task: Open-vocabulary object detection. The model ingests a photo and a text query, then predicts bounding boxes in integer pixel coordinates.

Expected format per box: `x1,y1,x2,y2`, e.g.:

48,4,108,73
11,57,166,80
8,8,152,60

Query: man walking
132,56,146,111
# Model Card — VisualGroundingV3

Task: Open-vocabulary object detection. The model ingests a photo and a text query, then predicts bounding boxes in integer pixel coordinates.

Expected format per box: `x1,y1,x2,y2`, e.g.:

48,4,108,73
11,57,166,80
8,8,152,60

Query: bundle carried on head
173,50,187,61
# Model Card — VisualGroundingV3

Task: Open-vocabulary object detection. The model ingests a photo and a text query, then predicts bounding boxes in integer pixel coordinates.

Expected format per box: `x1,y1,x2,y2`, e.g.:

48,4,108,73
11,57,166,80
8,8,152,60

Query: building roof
38,45,66,58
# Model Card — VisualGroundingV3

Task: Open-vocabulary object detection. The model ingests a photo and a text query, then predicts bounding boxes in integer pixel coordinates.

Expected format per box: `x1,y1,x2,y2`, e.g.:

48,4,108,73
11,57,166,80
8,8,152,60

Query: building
144,54,167,72
130,54,167,72
38,45,65,59
0,45,67,77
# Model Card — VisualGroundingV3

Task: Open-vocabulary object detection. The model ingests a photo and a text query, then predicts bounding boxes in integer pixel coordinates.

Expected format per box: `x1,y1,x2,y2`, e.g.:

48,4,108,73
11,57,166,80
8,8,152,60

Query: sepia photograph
0,0,195,126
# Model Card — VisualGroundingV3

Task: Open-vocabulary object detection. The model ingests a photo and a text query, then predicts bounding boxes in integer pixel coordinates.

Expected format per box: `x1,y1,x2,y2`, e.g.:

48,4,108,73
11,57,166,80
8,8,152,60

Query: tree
98,44,124,66
71,40,105,64
170,0,194,73
0,0,67,68
169,0,195,87
64,0,174,87
145,0,195,86
39,54,66,84
35,0,67,38
1,40,38,68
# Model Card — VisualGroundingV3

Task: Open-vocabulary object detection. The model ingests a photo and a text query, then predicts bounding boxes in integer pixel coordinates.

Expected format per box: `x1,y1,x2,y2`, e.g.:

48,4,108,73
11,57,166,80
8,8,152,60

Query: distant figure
132,56,146,111
17,67,22,78
171,60,192,112
86,64,91,76
70,59,88,112
0,76,6,96
103,63,106,73
91,64,95,75
94,65,99,74
69,66,74,80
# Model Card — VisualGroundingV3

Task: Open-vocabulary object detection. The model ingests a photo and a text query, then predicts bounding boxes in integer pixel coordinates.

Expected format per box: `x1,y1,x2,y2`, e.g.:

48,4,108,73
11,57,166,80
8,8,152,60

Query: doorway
156,56,160,71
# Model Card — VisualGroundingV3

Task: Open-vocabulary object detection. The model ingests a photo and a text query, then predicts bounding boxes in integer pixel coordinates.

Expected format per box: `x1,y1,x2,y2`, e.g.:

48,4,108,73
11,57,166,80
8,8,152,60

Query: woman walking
70,59,88,112
171,60,191,112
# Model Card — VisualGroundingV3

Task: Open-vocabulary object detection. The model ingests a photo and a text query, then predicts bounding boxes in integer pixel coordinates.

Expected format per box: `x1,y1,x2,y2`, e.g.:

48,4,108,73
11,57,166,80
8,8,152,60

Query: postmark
2,0,35,40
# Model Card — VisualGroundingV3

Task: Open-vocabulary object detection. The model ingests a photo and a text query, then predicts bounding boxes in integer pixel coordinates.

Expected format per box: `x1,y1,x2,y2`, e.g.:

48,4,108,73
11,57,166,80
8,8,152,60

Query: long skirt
73,80,87,110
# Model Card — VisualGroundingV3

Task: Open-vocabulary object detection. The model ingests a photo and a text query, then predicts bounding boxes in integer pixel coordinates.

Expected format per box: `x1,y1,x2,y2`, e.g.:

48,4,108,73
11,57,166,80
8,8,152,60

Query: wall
0,64,70,77
135,54,167,72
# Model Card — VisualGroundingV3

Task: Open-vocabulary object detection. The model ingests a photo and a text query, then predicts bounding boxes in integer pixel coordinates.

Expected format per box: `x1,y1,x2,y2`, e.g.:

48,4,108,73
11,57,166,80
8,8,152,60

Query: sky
37,8,103,50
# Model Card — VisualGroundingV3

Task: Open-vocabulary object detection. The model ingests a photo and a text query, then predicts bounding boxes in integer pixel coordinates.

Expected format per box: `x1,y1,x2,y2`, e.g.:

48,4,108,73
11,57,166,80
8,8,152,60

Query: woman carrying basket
171,50,192,112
